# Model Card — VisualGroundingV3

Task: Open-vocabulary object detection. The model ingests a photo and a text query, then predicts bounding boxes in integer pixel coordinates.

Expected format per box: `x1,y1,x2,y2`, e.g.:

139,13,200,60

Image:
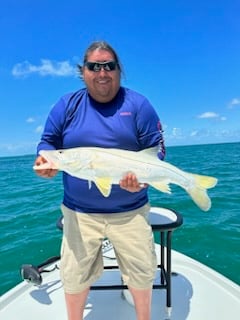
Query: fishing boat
0,207,239,319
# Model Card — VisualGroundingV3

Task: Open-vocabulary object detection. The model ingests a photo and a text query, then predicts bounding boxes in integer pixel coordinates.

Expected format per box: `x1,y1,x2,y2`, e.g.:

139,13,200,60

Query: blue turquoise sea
0,142,239,296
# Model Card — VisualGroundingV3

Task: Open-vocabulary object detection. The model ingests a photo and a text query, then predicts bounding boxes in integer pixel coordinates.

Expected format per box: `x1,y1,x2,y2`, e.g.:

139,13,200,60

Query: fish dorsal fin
94,177,113,197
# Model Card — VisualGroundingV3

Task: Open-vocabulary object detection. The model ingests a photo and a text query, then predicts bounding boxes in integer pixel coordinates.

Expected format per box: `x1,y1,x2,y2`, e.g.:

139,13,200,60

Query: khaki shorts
60,204,157,294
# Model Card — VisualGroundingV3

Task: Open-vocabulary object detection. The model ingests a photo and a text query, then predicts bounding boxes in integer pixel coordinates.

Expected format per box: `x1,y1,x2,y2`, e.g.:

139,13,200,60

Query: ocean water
0,142,239,296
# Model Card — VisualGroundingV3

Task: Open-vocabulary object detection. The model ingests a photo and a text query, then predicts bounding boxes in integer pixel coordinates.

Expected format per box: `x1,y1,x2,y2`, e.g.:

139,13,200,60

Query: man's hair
77,41,122,77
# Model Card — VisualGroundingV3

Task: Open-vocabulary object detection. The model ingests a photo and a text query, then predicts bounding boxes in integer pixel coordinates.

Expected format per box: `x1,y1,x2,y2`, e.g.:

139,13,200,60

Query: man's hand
119,172,147,192
34,155,58,178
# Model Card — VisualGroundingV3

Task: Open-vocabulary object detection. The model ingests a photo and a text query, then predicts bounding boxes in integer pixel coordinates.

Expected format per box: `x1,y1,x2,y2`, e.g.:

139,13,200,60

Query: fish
33,146,218,211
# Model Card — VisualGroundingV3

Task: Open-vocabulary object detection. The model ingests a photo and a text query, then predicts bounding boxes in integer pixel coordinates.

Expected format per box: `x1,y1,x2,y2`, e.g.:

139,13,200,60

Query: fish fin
191,174,218,189
186,174,218,211
186,186,211,212
149,181,172,194
95,177,112,197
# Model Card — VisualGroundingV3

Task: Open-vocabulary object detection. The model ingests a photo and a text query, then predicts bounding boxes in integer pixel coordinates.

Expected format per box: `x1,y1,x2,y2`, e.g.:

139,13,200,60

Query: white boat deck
1,246,239,320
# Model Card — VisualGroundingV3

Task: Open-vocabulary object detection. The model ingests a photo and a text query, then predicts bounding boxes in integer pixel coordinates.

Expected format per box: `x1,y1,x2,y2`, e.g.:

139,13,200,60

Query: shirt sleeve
37,96,68,154
136,98,166,160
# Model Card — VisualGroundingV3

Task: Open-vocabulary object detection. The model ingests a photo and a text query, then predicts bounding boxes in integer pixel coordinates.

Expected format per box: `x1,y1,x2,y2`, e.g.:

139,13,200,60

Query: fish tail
191,173,218,189
186,174,218,211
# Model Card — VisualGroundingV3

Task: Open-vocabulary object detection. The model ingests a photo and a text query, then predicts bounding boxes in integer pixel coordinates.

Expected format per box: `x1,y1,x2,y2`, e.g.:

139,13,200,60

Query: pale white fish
33,147,218,211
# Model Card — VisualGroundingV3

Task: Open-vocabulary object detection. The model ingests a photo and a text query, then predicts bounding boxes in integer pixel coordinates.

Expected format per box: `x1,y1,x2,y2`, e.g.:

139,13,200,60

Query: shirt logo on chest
120,112,132,116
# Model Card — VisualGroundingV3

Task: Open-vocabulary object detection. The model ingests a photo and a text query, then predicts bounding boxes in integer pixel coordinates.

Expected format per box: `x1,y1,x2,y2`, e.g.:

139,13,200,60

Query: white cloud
197,112,227,121
228,98,240,109
197,112,219,119
12,59,76,77
0,141,38,156
172,127,182,137
190,130,199,137
164,127,186,142
26,117,35,123
35,125,43,133
220,116,227,121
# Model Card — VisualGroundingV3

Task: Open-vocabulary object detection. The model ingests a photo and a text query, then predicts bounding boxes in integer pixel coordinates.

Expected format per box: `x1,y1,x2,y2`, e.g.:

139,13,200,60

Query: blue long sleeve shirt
37,87,165,213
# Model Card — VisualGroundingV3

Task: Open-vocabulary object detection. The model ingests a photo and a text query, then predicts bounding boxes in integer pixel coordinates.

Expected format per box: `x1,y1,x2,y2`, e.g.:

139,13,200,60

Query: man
34,41,165,320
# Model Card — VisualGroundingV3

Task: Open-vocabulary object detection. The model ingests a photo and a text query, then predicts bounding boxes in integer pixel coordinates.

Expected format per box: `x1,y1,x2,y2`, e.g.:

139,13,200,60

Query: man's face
82,49,120,103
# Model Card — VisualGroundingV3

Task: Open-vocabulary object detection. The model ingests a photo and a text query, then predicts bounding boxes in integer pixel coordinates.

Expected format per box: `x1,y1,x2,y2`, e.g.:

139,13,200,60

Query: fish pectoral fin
95,177,113,197
149,181,171,194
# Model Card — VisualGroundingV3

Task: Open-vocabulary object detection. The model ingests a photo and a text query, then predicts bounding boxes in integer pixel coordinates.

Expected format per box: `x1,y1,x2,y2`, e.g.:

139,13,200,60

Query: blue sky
0,0,239,156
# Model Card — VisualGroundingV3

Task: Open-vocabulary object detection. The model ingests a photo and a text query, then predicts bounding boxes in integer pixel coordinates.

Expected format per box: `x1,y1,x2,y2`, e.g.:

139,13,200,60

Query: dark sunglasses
84,60,118,72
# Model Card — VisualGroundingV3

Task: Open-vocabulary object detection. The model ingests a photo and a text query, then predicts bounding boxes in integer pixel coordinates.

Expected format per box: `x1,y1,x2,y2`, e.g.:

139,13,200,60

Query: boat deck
1,247,239,320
